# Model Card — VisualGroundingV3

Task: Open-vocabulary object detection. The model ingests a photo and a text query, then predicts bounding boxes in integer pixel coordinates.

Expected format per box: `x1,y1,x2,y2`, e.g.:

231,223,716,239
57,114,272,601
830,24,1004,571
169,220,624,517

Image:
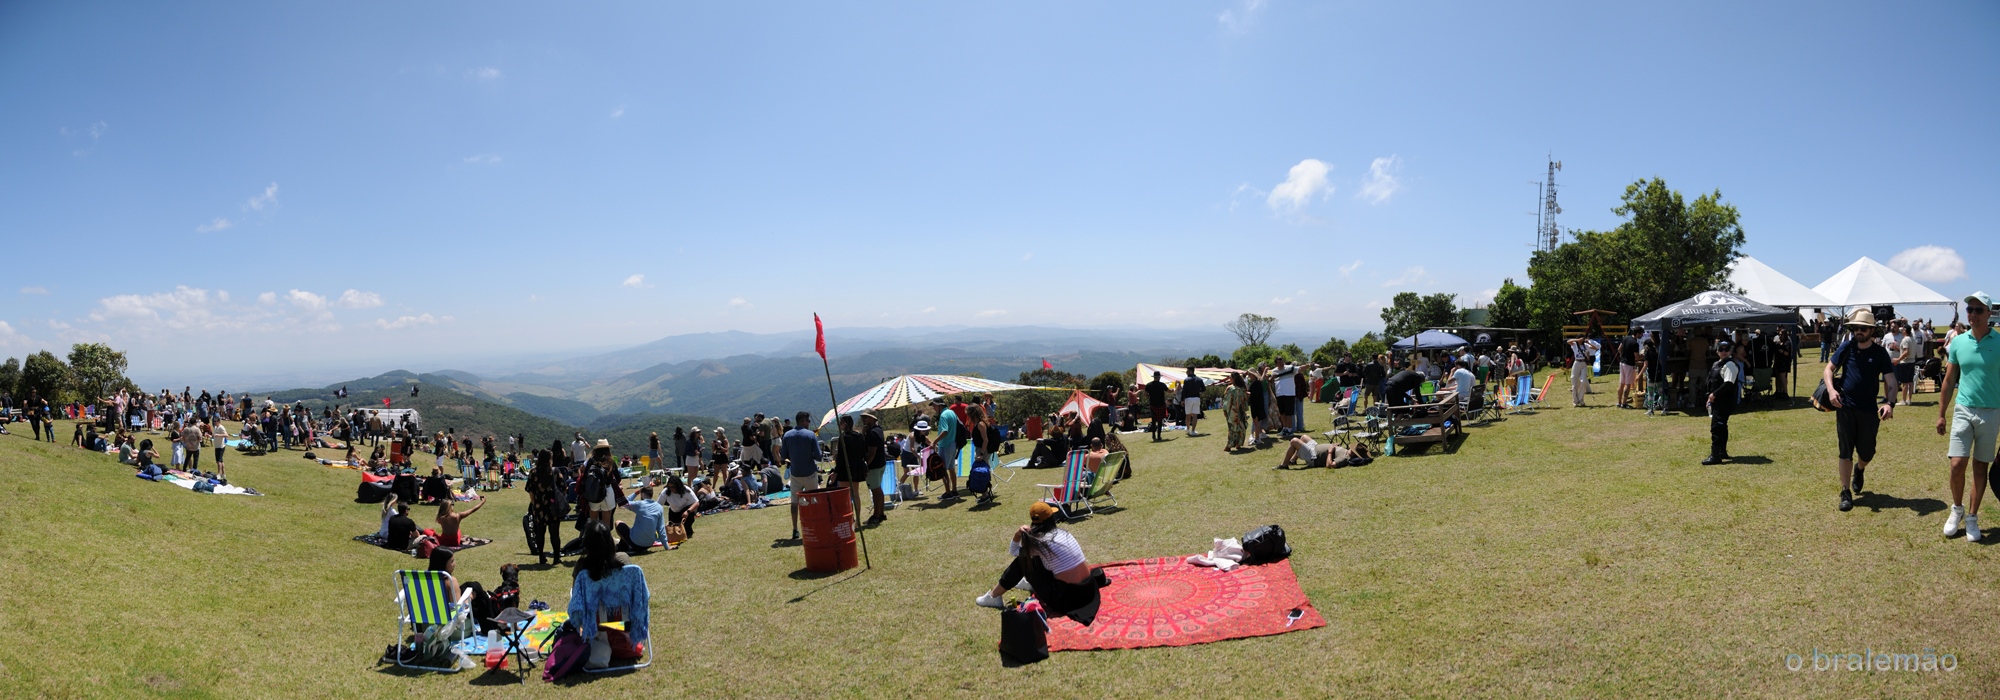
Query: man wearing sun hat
1938,292,2000,542
1824,308,1895,512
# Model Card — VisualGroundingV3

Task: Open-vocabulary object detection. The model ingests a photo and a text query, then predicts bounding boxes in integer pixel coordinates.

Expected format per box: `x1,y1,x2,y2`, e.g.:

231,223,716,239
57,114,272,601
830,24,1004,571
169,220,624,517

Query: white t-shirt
662,488,697,512
1010,528,1086,573
1451,368,1475,399
1899,336,1915,364
1272,366,1298,397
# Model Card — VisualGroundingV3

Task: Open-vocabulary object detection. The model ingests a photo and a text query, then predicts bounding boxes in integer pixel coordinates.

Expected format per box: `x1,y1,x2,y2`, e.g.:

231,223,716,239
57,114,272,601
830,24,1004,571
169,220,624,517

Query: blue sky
2,1,1993,378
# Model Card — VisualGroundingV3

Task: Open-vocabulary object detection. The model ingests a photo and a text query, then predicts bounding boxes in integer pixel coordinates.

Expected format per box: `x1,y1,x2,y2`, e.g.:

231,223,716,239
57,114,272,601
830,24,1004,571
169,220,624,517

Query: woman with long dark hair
974,502,1105,624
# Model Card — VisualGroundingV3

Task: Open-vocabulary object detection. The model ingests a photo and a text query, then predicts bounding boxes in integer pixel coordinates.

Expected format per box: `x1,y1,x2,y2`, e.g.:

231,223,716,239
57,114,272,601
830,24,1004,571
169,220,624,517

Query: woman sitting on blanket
660,474,699,539
436,491,485,548
974,501,1106,624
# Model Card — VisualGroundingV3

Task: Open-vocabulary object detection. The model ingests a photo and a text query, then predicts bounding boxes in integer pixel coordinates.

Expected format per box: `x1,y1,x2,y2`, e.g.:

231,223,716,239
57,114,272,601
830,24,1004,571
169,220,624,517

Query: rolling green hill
256,372,723,448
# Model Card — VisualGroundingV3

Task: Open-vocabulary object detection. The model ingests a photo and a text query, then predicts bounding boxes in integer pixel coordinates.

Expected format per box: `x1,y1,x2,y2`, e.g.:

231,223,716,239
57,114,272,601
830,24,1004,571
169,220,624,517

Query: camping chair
1467,385,1503,425
995,455,1030,483
583,564,654,673
392,569,477,672
1036,449,1092,520
1083,453,1123,513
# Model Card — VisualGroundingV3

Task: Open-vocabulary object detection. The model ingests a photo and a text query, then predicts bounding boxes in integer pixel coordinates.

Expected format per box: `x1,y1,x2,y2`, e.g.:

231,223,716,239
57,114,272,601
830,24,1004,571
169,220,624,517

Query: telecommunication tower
1536,156,1563,251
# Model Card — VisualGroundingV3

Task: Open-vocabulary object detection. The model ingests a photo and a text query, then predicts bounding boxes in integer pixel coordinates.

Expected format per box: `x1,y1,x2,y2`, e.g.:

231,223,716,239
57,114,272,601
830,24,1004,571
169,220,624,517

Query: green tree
19,350,68,403
1277,343,1305,362
1310,337,1350,365
0,357,19,398
1525,178,1745,332
1351,332,1389,361
1489,279,1532,329
66,343,130,405
1014,367,1086,388
1231,343,1279,368
1176,355,1225,370
1380,291,1460,338
1088,371,1126,392
1224,313,1279,346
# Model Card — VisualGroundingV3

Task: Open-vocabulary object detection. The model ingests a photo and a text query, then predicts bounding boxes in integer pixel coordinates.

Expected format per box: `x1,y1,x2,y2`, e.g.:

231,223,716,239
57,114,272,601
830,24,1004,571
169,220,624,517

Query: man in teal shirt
932,399,963,500
1939,292,2000,543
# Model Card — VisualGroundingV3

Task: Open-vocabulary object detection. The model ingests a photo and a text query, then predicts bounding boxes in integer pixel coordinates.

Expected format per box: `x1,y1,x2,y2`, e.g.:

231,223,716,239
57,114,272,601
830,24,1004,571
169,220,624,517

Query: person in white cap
1939,292,2000,542
1822,309,1895,512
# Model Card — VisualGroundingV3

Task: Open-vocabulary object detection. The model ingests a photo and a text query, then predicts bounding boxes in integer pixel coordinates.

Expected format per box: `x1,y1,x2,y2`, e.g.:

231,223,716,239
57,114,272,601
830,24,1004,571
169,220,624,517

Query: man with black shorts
1270,363,1299,437
1702,340,1744,466
1824,310,1894,512
1144,371,1169,442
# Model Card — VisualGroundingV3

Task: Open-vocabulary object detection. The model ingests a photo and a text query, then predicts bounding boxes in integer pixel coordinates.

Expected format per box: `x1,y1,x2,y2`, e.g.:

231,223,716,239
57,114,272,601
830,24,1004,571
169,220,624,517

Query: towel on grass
352,534,491,556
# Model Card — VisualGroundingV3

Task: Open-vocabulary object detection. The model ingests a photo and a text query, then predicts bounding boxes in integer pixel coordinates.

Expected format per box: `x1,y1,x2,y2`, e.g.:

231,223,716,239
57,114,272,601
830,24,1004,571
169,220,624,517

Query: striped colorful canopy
819,374,1042,427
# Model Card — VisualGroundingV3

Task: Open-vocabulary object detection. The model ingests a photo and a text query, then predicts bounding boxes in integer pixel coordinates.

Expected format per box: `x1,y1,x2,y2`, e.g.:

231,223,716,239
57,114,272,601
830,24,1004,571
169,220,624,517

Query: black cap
1715,340,1732,352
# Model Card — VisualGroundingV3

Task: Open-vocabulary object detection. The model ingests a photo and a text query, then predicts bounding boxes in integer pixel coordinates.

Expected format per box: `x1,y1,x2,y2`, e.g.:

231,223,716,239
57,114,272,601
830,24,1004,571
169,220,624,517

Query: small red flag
381,397,391,408
1042,358,1052,370
814,313,827,360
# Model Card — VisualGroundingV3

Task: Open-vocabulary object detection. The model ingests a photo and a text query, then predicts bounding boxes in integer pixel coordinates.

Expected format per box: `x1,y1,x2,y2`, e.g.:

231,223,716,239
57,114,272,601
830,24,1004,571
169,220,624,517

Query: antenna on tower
1537,155,1563,251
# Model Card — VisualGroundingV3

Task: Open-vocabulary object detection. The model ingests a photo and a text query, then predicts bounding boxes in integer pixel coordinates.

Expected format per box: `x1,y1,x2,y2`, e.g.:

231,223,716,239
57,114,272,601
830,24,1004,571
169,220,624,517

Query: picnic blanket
352,534,492,556
520,610,628,654
147,470,263,496
1045,556,1324,651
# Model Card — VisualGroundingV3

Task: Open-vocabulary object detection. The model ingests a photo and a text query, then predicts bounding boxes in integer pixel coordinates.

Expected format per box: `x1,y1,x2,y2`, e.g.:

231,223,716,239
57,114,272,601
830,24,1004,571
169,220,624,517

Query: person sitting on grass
375,494,401,540
384,502,418,551
660,474,698,540
1277,434,1373,469
615,485,665,553
568,520,650,669
436,491,485,548
974,502,1105,625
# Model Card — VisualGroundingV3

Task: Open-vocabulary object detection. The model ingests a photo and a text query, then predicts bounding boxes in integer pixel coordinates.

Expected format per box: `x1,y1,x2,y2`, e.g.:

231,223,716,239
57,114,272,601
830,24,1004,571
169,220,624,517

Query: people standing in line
1143,371,1169,442
782,411,823,541
1938,293,2000,543
1823,310,1895,512
1702,339,1745,466
1179,368,1206,438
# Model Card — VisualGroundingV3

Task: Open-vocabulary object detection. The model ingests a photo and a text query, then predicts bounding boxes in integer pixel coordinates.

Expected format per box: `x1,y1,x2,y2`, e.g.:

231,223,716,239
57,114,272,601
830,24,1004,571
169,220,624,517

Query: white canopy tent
1727,256,1834,309
1812,257,1955,308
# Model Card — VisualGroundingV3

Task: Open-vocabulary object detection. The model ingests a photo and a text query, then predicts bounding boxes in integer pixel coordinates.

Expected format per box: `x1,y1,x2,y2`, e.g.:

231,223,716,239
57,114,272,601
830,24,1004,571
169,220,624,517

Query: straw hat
594,439,612,449
1844,309,1878,328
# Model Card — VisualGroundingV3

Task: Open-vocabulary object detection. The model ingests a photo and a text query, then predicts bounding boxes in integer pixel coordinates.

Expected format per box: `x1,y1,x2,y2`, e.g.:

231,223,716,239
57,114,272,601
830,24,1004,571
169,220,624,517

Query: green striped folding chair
392,569,475,672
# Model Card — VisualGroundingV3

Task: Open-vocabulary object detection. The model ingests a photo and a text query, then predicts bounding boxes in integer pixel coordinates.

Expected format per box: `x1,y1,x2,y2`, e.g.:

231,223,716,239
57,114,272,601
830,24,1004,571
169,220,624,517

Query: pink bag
541,626,587,682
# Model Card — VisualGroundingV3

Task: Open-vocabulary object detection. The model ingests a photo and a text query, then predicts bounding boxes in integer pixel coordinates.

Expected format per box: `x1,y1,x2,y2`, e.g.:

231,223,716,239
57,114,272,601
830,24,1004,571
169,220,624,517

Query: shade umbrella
1391,329,1469,350
819,374,1045,427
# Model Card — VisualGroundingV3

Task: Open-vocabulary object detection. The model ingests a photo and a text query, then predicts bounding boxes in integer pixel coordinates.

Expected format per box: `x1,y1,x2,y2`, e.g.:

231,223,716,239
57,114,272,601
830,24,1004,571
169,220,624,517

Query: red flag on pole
1042,358,1053,370
381,397,391,408
814,313,827,360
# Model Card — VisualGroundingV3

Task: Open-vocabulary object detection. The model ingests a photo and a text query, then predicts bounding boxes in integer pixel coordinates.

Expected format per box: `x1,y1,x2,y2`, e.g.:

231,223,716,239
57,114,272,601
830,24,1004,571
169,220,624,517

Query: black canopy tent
1632,290,1806,398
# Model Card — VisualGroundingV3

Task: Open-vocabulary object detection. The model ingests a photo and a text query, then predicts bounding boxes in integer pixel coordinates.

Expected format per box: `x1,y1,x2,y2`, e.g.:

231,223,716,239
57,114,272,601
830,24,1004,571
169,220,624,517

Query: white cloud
1886,245,1967,284
1228,182,1267,212
1267,159,1333,213
246,183,278,211
1471,288,1499,305
1358,155,1403,204
472,66,502,81
611,106,625,119
0,321,39,350
285,289,327,311
375,314,449,330
1382,266,1429,288
334,289,384,309
196,217,234,233
621,274,648,289
257,292,276,305
921,306,936,314
20,286,48,295
976,309,1008,318
87,121,109,139
216,291,230,302
1339,260,1363,277
463,154,501,165
728,297,751,308
1218,0,1266,33
1364,299,1384,309
1271,296,1293,305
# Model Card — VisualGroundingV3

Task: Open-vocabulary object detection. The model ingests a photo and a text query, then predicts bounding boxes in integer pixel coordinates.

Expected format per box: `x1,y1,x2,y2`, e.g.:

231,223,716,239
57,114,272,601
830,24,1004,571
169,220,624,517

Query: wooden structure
1386,390,1463,452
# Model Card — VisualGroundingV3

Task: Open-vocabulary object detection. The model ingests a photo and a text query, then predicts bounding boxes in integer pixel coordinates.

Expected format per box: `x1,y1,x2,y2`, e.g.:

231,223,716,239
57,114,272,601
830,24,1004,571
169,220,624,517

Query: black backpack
580,465,607,504
1242,524,1291,564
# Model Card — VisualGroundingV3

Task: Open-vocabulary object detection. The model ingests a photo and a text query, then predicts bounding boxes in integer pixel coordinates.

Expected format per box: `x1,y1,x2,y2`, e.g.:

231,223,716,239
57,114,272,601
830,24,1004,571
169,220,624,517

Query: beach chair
995,455,1030,483
583,565,653,673
1084,453,1123,513
391,569,477,672
1036,449,1091,520
1467,385,1503,425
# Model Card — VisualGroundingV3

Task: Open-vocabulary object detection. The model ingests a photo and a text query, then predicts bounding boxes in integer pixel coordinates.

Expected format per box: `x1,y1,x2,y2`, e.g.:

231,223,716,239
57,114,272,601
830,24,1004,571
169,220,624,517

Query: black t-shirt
1643,346,1666,381
386,515,418,550
1832,340,1894,408
1144,380,1168,406
836,430,869,479
1620,337,1640,365
1180,376,1205,399
864,424,887,469
1385,369,1426,403
1361,362,1386,383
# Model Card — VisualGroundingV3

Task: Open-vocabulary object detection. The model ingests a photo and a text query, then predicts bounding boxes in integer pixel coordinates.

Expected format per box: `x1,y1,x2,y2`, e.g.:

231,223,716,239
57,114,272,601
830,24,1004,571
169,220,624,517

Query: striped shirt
1010,529,1086,573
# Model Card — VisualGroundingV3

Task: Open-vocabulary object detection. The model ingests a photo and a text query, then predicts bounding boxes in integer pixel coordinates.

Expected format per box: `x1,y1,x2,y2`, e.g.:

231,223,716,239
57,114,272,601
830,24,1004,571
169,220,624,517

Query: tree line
0,343,139,407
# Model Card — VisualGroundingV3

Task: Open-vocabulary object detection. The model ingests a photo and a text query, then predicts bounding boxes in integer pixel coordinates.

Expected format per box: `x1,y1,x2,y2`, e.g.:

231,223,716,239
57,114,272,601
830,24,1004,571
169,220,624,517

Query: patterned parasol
818,374,1048,427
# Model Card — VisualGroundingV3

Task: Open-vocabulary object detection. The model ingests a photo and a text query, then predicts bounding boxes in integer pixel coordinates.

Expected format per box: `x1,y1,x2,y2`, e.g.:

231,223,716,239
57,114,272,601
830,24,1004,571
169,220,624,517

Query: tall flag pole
815,313,871,569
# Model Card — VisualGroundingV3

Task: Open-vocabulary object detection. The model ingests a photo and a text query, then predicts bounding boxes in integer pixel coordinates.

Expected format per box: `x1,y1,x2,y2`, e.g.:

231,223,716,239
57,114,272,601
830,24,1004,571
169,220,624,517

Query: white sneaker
1944,505,1965,538
1968,515,1983,543
975,593,1004,609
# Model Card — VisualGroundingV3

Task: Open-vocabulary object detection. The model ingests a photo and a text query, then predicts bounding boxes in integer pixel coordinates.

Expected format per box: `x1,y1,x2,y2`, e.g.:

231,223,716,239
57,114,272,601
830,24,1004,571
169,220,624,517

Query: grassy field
2,362,1996,698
